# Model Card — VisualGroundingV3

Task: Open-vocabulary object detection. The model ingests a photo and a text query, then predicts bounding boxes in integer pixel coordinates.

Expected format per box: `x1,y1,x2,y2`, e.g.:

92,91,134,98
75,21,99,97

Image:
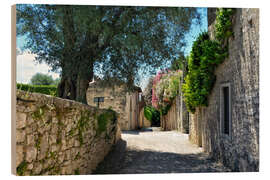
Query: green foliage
182,8,234,113
30,73,55,85
215,8,235,42
52,77,60,86
144,106,160,126
74,169,80,175
17,83,57,96
144,106,153,123
170,54,186,71
17,161,27,176
160,104,172,116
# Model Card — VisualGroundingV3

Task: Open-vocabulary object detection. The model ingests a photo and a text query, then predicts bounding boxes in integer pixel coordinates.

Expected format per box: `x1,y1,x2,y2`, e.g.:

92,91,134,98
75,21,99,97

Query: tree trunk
75,76,90,104
74,61,94,104
57,77,76,100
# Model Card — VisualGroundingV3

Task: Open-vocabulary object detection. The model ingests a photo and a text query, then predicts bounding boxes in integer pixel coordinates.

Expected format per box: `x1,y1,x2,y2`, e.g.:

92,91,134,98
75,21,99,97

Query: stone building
86,79,150,130
189,8,259,171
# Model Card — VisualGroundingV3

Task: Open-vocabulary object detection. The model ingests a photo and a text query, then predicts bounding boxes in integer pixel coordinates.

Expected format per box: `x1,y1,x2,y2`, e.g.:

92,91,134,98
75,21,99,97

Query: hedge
16,83,57,96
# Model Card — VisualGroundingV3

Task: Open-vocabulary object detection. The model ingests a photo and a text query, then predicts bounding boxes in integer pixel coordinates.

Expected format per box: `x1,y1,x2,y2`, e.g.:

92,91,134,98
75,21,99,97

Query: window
94,97,104,108
220,83,231,136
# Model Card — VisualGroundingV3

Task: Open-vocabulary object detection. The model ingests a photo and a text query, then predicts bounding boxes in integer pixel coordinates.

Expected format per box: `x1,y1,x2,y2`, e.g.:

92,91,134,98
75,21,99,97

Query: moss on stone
74,168,80,175
97,109,117,135
74,152,80,160
50,152,56,159
77,110,91,146
35,135,41,150
17,161,28,176
31,106,45,120
68,128,75,137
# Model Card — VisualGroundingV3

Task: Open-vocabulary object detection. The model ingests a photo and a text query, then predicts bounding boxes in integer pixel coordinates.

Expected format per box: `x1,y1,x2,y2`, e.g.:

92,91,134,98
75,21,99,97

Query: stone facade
16,90,120,175
189,8,259,171
87,80,149,130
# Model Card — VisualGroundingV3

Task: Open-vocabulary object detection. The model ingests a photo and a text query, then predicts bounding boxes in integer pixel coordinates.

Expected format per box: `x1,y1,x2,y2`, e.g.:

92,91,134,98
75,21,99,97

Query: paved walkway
93,128,231,174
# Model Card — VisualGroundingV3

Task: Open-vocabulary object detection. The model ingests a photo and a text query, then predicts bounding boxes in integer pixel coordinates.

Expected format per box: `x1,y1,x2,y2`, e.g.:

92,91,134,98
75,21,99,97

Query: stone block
26,134,35,145
26,146,37,162
16,130,26,143
58,152,65,164
16,145,24,167
32,162,42,175
51,144,58,152
27,163,34,170
49,134,57,146
38,133,49,160
16,112,27,129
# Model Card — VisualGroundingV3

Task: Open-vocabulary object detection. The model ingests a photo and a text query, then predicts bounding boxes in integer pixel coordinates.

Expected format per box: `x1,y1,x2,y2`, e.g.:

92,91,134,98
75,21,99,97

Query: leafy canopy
16,5,200,84
16,5,201,103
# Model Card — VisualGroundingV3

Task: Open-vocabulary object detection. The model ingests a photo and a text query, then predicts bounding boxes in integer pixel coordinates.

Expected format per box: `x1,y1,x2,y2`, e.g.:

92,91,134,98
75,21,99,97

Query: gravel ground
93,128,231,174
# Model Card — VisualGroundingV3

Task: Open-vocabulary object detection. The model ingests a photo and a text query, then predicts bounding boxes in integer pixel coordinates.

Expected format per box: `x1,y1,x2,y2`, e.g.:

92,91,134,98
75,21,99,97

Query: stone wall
16,90,120,175
189,8,259,171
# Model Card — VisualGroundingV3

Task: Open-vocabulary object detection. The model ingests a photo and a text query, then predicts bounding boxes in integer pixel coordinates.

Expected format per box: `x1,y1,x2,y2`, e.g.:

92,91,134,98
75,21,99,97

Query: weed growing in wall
96,110,116,135
215,8,235,42
17,161,28,176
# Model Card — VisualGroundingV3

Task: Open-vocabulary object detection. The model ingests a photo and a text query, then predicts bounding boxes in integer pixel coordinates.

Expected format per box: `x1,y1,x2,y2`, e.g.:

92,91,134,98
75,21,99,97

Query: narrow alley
93,128,231,174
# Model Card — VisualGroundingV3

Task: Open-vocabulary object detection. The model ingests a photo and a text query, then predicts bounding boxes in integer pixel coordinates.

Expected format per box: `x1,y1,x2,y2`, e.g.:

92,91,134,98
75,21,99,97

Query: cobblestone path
93,128,231,174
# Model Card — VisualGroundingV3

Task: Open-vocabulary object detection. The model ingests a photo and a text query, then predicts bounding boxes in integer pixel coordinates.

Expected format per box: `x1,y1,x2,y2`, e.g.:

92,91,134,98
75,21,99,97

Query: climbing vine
182,8,234,113
215,8,235,42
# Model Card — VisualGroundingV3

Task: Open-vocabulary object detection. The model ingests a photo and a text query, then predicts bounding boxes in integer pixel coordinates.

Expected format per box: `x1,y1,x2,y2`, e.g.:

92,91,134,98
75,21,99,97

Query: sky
139,8,207,91
16,36,60,84
16,7,207,89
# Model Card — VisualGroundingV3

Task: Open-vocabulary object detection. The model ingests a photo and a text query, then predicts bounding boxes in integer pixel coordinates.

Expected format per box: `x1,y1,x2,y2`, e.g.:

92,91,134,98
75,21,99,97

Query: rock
27,163,33,170
38,133,49,160
26,146,37,162
32,163,42,175
16,130,25,143
16,145,24,167
26,134,35,145
16,112,27,129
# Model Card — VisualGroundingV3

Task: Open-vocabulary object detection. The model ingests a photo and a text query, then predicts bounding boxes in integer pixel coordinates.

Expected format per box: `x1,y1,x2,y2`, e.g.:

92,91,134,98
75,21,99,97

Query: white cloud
16,52,60,84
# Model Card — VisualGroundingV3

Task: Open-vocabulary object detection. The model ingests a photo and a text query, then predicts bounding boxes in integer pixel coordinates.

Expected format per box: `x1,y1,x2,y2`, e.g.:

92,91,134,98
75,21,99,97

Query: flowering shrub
152,69,182,113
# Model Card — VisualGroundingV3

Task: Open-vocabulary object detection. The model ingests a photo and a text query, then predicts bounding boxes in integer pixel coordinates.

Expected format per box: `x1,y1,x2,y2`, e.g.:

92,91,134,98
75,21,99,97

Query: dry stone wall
16,90,120,175
189,8,259,171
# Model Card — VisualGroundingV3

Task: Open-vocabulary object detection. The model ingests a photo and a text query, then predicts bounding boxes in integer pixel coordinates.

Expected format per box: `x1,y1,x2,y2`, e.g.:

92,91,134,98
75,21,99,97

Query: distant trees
30,73,59,86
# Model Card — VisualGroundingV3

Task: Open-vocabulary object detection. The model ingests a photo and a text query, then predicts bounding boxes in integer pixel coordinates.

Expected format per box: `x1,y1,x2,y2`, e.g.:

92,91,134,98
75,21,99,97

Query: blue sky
16,7,207,90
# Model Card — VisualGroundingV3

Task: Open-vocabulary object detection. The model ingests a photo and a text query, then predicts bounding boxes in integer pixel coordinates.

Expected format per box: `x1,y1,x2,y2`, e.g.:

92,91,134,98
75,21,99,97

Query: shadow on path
93,139,230,174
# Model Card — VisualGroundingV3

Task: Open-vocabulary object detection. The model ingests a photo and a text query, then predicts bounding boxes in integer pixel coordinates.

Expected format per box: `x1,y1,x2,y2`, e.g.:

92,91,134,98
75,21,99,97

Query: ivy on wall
182,8,235,113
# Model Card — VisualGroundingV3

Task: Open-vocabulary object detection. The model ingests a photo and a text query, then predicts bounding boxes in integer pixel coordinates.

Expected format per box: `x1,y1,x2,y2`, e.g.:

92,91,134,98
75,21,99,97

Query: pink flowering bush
152,69,182,110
